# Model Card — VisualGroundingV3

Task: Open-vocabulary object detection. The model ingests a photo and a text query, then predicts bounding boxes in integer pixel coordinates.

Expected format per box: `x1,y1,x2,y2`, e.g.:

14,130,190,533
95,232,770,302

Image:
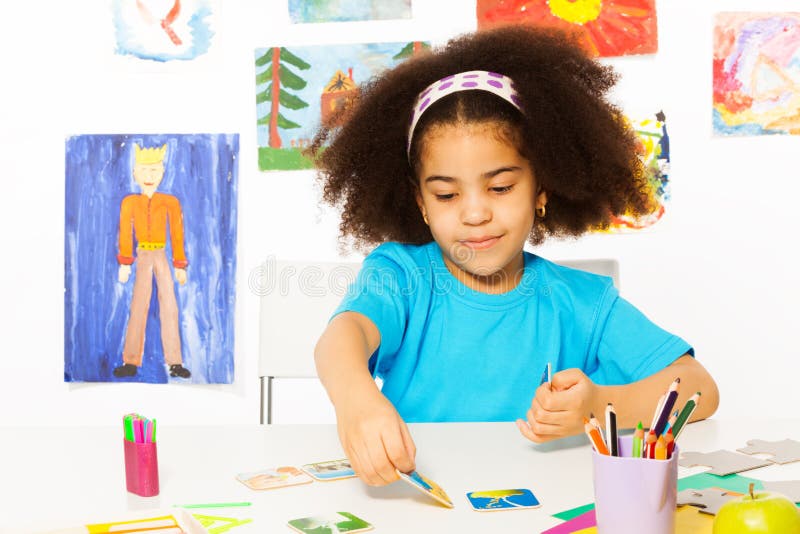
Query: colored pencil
655,434,667,460
665,428,675,459
653,377,681,436
672,392,701,440
605,403,618,457
540,361,552,386
584,417,609,455
664,410,679,434
645,429,657,459
589,413,607,449
649,393,665,432
632,421,644,459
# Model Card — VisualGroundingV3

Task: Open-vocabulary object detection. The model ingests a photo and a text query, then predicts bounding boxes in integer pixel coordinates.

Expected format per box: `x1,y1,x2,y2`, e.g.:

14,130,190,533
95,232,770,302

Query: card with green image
287,512,372,533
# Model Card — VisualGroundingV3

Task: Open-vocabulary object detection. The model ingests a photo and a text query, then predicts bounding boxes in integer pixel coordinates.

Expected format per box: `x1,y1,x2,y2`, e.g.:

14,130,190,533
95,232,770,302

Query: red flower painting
477,0,658,57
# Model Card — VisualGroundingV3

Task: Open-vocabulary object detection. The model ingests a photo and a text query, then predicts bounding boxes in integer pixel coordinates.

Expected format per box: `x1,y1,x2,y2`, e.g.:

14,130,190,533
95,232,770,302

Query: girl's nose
460,195,491,225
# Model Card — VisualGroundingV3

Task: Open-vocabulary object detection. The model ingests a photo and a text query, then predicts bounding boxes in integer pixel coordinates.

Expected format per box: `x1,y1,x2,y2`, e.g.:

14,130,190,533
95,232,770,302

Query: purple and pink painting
714,12,800,135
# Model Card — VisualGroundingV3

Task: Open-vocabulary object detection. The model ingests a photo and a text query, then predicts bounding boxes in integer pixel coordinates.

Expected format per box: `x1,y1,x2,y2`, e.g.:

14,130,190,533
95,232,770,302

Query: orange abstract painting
477,0,658,57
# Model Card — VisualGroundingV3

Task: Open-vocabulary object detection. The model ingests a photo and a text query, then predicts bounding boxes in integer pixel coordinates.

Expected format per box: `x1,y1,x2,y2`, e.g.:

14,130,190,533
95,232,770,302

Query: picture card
396,469,454,508
302,458,356,481
236,466,312,490
466,488,541,511
287,512,372,534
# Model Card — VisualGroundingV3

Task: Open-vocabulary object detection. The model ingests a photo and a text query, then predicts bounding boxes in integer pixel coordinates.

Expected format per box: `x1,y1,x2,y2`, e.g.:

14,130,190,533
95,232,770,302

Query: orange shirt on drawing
117,192,188,268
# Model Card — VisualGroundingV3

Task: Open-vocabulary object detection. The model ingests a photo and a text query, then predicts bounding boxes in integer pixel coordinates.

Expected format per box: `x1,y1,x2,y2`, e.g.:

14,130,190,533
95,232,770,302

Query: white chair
258,257,618,424
259,259,361,424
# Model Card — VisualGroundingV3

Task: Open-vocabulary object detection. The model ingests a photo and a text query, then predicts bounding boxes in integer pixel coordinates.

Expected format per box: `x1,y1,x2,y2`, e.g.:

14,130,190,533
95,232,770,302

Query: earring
423,213,429,225
536,206,546,218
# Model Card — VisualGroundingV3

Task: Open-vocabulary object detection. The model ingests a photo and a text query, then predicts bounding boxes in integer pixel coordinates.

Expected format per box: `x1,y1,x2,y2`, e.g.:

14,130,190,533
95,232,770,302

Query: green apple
713,483,800,534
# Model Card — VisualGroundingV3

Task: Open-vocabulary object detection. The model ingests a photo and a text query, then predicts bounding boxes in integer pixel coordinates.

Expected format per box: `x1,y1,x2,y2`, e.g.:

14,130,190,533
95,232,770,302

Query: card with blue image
302,458,356,481
466,488,540,511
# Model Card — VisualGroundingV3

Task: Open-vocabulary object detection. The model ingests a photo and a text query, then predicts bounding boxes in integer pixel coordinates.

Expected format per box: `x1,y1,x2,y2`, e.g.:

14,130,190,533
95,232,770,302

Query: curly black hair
307,24,653,250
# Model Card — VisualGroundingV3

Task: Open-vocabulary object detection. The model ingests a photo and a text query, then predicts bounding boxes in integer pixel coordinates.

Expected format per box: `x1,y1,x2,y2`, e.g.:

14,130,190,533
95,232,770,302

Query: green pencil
632,421,644,458
671,392,701,440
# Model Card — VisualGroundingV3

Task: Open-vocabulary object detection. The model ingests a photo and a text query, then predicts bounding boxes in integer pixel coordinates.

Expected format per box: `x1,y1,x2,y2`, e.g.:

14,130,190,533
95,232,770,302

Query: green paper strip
178,503,252,509
552,502,594,521
677,472,764,493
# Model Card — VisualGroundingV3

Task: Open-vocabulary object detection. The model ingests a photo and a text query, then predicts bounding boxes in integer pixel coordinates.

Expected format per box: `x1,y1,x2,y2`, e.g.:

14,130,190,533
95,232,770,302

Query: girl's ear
415,189,429,225
535,188,548,211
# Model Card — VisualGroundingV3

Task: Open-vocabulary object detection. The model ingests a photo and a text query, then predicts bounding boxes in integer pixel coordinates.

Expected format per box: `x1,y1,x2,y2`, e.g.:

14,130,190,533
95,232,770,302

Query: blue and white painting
289,0,412,23
65,134,238,384
112,0,214,62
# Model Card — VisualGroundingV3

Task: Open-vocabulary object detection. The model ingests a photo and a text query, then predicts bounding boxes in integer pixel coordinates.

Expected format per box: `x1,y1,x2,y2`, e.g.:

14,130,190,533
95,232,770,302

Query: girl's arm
518,354,719,442
597,354,719,428
315,312,416,484
315,311,382,407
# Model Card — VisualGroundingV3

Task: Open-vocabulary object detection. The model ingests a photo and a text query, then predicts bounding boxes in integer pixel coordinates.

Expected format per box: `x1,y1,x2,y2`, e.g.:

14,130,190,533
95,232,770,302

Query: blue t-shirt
333,241,692,423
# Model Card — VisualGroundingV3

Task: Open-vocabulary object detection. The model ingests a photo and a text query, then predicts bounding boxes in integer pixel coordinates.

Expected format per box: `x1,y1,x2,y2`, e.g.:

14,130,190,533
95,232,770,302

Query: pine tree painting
254,41,428,171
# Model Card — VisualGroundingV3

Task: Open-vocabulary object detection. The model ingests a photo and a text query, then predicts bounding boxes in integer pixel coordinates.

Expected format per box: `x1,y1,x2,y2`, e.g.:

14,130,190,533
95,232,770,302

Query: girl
309,25,719,487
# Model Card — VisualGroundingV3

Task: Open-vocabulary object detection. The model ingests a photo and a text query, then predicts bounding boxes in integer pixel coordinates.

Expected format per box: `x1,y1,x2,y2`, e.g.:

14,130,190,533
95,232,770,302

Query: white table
2,419,799,533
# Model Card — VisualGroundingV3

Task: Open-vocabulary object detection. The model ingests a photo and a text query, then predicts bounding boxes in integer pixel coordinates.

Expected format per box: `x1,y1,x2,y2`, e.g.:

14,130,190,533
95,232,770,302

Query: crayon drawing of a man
113,143,191,379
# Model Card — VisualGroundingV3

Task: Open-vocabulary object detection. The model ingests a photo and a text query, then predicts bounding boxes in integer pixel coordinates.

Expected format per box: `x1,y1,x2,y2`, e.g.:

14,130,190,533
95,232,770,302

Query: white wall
0,0,797,427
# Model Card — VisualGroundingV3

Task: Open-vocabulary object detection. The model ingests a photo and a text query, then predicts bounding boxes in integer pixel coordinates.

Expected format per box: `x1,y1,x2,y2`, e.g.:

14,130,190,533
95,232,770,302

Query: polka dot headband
406,70,522,158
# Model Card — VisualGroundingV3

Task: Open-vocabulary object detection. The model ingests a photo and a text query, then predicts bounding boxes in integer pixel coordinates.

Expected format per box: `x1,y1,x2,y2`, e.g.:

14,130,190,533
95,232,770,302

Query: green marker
123,414,134,442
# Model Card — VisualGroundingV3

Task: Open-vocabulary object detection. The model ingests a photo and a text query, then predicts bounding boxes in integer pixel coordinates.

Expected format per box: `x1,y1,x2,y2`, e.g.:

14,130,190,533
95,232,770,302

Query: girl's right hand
335,387,416,486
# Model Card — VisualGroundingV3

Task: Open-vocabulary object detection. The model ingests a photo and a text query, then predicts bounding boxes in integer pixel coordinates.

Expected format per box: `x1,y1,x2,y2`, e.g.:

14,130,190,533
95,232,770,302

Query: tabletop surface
2,418,799,533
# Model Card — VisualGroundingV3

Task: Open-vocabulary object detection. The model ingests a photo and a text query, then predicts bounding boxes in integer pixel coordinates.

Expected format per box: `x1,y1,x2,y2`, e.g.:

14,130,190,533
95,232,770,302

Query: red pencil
645,429,657,459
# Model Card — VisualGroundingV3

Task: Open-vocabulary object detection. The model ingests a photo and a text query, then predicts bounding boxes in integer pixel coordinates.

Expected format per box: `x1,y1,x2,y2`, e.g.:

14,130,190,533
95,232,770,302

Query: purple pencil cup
592,435,677,534
123,438,160,497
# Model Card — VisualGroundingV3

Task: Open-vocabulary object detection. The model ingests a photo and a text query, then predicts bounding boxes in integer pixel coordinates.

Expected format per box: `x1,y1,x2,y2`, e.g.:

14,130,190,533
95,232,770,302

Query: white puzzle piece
678,450,772,476
677,488,739,515
737,439,800,465
762,481,800,503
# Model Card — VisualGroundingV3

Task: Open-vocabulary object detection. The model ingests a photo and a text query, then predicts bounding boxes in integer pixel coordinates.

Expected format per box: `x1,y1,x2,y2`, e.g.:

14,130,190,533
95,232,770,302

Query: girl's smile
459,235,502,250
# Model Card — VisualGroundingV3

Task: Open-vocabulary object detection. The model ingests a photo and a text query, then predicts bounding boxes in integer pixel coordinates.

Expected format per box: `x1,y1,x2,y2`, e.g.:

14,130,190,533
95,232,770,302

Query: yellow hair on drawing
134,143,167,165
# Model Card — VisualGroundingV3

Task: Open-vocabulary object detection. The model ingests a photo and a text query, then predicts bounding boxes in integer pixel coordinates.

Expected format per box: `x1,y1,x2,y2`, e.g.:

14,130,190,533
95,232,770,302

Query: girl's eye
491,185,514,193
435,193,456,201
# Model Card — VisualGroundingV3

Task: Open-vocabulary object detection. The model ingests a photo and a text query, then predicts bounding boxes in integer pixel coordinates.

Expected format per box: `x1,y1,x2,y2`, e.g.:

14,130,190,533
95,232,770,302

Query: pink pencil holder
123,438,160,497
592,435,678,534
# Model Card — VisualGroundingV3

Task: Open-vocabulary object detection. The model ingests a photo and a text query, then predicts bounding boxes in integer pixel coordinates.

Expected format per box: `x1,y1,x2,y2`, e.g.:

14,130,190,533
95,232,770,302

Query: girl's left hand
516,368,601,443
